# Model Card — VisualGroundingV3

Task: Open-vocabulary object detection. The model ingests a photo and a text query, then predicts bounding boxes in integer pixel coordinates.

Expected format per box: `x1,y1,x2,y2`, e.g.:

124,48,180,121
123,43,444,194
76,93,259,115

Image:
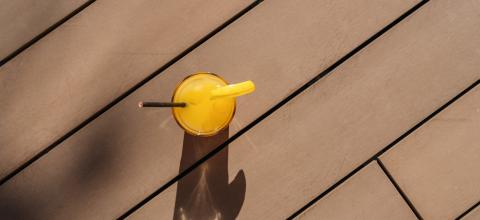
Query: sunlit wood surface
0,0,479,219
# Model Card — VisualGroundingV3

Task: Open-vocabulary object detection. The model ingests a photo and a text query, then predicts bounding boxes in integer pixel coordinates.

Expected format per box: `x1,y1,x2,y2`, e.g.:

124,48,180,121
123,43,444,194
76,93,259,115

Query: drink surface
172,73,235,136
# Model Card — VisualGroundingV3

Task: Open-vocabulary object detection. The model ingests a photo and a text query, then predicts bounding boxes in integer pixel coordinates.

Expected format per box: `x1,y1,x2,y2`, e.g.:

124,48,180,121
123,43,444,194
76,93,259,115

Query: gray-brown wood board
0,0,88,61
0,0,419,219
297,162,416,220
381,83,480,218
0,0,254,180
130,0,480,218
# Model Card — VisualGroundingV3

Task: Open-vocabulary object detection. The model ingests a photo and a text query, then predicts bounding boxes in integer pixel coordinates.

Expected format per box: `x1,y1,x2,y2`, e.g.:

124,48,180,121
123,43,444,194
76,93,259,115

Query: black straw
138,102,186,108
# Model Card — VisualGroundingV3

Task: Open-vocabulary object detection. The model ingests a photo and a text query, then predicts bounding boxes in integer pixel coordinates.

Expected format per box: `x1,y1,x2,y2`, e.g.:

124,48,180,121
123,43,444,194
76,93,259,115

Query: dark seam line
376,158,423,219
0,0,97,67
120,1,429,219
0,0,264,187
456,200,480,220
288,78,480,219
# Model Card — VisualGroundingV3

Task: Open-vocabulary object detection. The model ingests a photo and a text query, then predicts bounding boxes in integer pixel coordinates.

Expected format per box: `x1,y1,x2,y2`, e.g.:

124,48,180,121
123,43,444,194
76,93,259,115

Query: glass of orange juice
139,72,255,136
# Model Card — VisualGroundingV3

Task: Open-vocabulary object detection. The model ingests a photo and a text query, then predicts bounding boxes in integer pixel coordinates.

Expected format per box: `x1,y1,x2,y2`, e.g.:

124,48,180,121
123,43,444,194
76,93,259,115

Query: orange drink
171,73,254,136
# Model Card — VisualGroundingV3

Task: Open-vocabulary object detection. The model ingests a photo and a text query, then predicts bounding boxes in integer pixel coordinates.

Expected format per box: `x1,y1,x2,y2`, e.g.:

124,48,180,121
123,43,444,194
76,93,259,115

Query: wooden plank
130,185,177,220
297,162,416,220
0,0,88,60
131,0,480,218
0,0,253,180
0,0,418,218
380,85,480,219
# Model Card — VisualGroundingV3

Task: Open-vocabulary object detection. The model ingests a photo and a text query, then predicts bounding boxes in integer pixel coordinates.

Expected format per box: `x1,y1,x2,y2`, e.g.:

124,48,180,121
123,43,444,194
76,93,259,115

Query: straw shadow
174,127,246,220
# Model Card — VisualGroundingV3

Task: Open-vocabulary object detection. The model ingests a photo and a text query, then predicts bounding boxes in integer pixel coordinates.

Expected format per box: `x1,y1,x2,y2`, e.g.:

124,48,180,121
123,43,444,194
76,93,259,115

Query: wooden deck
0,0,479,219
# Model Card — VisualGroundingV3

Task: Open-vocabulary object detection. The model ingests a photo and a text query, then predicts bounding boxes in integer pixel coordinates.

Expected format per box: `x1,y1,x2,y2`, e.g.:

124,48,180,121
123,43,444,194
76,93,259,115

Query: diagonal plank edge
0,0,92,66
297,162,417,220
459,202,480,220
376,158,423,219
131,0,480,218
381,82,480,218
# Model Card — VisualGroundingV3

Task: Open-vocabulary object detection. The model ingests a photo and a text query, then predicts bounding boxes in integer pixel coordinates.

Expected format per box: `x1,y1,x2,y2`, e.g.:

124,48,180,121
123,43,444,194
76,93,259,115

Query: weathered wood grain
381,85,480,219
0,0,253,180
132,0,480,218
0,0,417,219
297,162,416,220
0,0,88,60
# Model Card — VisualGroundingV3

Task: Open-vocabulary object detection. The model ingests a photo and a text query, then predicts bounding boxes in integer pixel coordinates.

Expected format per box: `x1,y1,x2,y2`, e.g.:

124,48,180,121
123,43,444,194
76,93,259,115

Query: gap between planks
0,0,97,67
376,158,423,220
456,200,480,220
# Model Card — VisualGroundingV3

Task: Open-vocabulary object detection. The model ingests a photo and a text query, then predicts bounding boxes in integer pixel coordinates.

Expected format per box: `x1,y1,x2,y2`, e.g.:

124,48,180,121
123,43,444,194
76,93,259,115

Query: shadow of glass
174,127,246,220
